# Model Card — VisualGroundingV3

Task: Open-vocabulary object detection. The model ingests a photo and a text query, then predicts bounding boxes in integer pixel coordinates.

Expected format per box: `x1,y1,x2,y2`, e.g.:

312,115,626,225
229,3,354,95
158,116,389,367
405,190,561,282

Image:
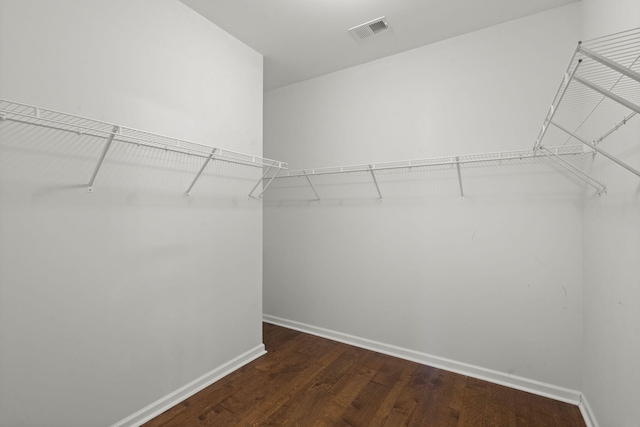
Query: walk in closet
0,1,638,426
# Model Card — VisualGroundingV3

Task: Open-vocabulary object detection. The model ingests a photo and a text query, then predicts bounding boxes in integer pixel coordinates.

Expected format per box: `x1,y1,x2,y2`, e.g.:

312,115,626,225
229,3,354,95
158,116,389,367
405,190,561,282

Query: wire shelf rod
0,116,275,171
582,43,640,58
584,28,640,45
270,146,587,179
1,111,279,168
577,64,640,80
561,53,640,145
573,74,640,114
2,115,285,172
585,55,640,70
580,47,640,83
0,99,286,169
554,29,640,157
582,41,640,57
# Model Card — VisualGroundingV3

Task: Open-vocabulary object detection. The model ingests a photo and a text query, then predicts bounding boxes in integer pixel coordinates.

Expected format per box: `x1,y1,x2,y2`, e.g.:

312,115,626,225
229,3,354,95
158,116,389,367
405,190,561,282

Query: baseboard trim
263,314,582,405
111,344,267,427
579,393,599,427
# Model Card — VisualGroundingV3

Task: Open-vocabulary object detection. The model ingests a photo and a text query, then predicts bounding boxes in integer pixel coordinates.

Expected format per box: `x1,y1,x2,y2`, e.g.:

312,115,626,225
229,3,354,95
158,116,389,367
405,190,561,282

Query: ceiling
181,0,577,91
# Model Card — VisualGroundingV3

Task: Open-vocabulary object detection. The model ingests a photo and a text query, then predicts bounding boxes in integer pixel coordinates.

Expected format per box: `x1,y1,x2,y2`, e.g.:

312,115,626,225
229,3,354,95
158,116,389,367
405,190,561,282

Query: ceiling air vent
349,17,389,40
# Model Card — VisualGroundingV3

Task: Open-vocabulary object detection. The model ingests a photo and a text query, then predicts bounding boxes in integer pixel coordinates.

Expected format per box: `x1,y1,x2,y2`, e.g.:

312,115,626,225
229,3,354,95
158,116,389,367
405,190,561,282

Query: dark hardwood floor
144,323,586,426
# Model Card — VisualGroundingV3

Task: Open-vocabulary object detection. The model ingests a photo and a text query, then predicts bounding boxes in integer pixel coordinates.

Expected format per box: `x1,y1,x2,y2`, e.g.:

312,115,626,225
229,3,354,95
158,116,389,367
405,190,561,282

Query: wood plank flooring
144,323,586,426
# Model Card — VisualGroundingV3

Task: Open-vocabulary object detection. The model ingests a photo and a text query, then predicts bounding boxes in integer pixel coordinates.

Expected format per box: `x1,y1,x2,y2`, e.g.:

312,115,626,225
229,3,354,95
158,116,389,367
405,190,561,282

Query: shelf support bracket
539,145,607,194
303,171,321,202
579,46,640,84
573,75,640,115
455,156,464,200
87,125,119,193
369,165,383,202
257,167,281,199
185,148,218,197
533,58,582,155
250,165,284,200
248,165,273,199
551,120,640,178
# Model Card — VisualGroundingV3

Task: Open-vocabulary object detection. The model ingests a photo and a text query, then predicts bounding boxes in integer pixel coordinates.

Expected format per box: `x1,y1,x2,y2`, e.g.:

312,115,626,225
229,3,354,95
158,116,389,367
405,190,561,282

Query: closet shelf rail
266,145,591,201
532,27,640,183
0,99,287,196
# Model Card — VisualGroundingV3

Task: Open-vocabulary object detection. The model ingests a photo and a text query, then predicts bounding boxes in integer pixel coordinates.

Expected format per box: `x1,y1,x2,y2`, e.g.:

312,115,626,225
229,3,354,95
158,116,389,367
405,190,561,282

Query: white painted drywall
581,1,640,425
0,1,263,426
264,4,585,391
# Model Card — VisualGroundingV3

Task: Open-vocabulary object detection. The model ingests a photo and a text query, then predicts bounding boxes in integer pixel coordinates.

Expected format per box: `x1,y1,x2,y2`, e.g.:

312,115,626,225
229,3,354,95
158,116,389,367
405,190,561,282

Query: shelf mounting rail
532,27,640,186
0,99,287,196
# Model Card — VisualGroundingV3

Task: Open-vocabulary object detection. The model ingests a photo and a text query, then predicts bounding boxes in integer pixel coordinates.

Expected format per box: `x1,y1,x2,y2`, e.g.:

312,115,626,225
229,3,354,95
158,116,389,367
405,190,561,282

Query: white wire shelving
264,28,640,203
533,27,640,184
268,145,592,201
0,99,287,197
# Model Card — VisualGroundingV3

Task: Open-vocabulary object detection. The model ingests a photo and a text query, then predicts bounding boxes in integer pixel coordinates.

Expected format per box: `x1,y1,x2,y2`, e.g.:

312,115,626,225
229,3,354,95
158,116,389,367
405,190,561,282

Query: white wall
264,3,585,393
0,1,263,426
581,1,640,425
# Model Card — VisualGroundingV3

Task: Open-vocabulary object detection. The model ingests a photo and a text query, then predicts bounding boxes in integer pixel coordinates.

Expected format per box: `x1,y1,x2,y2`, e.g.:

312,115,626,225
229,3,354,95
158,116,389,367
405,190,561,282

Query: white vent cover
349,17,389,40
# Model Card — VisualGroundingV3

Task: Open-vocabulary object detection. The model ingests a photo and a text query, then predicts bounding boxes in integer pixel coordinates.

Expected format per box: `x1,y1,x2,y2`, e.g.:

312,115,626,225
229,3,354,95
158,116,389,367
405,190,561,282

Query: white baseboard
111,344,266,427
263,314,582,405
579,393,599,427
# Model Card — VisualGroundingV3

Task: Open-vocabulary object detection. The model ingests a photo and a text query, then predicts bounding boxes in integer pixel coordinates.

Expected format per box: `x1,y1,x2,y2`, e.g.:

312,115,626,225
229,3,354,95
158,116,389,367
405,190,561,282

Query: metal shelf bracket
455,156,464,200
303,171,321,202
248,165,273,200
369,165,383,202
250,164,284,200
87,125,120,193
185,148,218,197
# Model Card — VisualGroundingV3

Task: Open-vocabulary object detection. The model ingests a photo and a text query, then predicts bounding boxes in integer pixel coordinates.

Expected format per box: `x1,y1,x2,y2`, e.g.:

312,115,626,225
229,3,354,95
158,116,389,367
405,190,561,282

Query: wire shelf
0,98,287,170
532,28,640,178
0,98,287,197
265,145,592,201
529,27,640,191
273,145,586,178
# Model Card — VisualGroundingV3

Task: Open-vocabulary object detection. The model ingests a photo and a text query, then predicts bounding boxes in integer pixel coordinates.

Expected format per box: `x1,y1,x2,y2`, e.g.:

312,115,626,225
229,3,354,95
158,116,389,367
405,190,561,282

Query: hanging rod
531,27,640,183
0,99,287,195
